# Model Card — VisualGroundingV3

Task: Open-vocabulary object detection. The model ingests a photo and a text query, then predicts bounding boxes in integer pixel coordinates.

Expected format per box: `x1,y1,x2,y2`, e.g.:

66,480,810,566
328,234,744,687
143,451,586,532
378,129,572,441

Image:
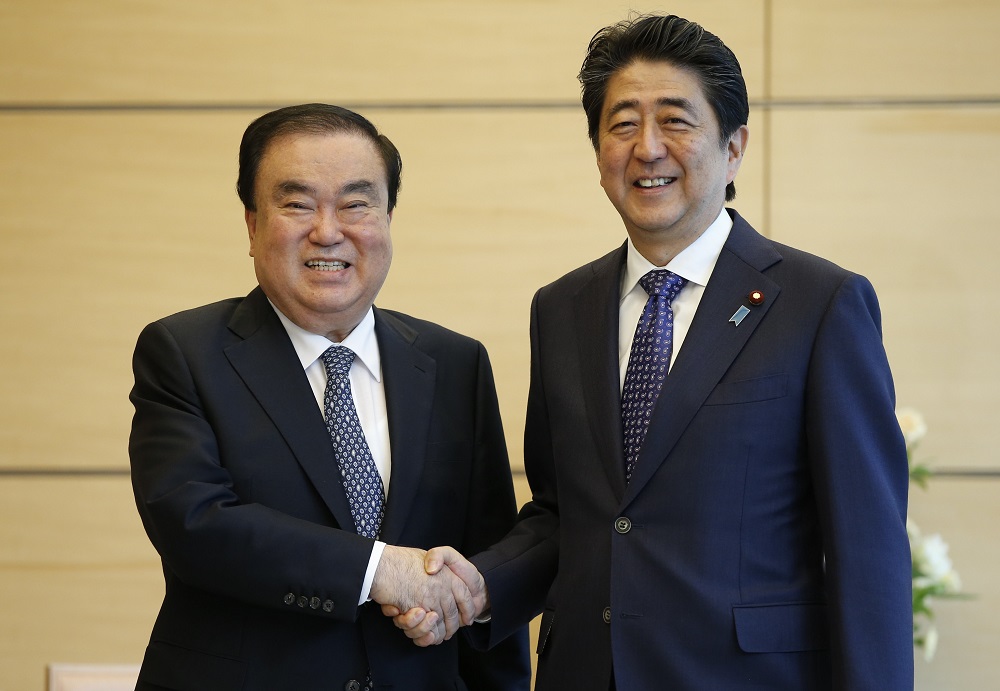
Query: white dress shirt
271,304,388,605
618,208,733,391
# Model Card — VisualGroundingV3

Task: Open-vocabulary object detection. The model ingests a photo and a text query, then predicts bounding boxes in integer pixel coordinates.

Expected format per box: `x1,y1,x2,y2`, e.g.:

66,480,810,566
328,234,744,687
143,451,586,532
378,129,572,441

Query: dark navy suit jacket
129,287,529,691
474,210,912,690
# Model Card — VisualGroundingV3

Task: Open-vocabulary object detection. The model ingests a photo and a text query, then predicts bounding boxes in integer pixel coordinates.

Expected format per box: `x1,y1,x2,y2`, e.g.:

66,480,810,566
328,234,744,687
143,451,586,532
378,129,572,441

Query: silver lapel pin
729,305,750,326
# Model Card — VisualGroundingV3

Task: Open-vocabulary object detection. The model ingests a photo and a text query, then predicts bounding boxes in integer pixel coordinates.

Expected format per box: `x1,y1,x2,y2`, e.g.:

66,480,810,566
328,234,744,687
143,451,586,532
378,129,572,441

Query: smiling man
394,14,913,691
128,104,528,691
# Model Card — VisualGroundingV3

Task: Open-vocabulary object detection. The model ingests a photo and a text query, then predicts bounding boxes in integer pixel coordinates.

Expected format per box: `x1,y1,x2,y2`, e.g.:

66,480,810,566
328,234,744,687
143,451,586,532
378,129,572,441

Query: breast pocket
703,374,787,406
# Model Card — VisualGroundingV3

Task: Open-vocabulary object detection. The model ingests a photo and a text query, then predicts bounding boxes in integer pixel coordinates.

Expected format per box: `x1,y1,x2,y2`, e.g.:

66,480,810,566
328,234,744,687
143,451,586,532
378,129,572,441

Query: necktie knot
639,269,686,301
321,345,355,379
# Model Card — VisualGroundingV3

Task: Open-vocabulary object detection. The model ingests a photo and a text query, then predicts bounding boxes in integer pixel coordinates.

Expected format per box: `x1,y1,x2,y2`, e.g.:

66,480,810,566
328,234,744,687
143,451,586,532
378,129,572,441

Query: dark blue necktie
321,345,384,540
621,270,687,482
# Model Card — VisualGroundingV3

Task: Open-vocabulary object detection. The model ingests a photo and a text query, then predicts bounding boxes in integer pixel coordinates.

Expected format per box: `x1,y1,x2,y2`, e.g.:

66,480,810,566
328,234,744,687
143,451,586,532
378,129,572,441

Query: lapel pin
748,290,764,306
729,305,750,326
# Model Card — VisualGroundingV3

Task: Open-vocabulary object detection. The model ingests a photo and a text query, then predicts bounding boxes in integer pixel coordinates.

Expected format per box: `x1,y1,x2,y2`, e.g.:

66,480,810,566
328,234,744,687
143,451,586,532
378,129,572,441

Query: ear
245,208,257,257
726,125,750,184
387,209,394,227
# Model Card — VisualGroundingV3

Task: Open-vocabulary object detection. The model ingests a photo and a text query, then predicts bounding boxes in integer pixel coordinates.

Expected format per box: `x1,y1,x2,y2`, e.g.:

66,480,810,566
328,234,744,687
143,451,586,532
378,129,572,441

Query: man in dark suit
393,14,913,690
128,103,529,691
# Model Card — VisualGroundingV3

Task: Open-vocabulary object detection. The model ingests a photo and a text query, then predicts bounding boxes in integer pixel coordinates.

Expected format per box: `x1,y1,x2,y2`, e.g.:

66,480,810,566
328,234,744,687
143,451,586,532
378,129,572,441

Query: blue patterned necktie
321,345,384,540
621,270,687,482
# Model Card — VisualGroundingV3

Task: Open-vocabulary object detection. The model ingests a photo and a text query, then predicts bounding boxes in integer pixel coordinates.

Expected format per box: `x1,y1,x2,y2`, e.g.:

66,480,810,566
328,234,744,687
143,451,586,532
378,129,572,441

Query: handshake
370,545,487,646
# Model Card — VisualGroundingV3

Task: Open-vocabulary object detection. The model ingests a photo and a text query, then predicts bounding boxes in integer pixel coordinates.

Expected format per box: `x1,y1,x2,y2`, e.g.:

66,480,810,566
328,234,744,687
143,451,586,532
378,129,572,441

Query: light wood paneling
909,480,1000,689
0,109,765,473
0,478,162,691
0,1,765,105
0,113,255,470
771,1,1000,99
769,107,1000,471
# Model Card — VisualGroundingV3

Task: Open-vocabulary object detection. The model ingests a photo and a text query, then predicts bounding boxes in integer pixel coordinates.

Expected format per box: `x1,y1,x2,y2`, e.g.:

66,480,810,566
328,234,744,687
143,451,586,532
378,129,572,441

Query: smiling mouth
305,260,349,271
635,177,675,188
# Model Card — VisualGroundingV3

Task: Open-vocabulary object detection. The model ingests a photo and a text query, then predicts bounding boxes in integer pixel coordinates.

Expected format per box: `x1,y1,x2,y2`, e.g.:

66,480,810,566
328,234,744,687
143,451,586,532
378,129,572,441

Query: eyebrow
272,180,317,200
341,180,381,200
605,96,699,122
270,179,382,201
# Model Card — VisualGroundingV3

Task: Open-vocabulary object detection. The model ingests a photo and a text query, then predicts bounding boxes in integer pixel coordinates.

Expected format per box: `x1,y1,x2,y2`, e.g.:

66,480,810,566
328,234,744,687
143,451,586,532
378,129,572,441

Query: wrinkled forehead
257,131,387,186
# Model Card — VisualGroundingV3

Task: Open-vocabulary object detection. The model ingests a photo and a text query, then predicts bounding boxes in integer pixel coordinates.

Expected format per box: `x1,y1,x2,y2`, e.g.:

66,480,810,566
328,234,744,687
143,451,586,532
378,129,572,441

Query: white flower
914,533,954,582
895,407,927,450
923,625,939,661
941,569,963,595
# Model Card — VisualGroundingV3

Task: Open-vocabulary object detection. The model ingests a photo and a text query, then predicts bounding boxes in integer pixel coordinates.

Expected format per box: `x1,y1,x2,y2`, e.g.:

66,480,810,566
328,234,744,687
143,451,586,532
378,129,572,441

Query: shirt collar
621,207,733,299
270,303,382,382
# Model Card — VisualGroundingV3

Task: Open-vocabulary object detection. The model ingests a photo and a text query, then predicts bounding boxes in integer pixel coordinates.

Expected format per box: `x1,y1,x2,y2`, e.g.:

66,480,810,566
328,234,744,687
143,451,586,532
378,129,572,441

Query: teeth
637,177,672,188
306,260,348,271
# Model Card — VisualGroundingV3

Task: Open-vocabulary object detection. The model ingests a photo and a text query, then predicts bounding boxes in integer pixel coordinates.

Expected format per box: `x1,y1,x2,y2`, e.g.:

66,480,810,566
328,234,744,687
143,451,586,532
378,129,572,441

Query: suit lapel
624,212,783,502
574,245,629,500
223,288,356,531
373,308,436,544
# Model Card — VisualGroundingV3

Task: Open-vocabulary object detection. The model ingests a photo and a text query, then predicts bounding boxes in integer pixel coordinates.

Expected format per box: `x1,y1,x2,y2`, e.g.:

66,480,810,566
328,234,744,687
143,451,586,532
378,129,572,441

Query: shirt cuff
358,540,386,606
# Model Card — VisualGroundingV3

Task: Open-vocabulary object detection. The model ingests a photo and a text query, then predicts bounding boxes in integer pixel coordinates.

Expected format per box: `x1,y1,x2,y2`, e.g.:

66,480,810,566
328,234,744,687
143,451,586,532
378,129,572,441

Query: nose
309,209,345,246
634,121,667,162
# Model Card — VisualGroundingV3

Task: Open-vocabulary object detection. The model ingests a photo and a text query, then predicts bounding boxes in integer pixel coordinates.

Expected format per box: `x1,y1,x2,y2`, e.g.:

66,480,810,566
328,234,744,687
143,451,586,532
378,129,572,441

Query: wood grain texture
0,479,161,691
0,0,765,105
768,107,1000,473
908,480,1000,688
771,0,1000,99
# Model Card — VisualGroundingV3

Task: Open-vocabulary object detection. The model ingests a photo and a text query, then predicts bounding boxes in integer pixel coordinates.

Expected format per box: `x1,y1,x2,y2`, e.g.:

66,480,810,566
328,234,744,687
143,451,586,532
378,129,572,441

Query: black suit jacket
474,211,912,690
129,287,529,691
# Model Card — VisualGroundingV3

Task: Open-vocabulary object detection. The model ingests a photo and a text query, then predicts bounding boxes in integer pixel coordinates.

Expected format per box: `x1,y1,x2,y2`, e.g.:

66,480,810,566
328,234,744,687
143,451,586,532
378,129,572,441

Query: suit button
345,681,361,691
323,599,335,613
283,593,296,606
310,596,321,610
614,517,631,534
603,606,612,624
297,596,308,608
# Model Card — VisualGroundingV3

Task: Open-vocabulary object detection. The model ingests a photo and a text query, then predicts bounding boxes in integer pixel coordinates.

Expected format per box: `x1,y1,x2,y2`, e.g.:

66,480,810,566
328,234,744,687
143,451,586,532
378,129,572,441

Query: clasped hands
369,545,486,646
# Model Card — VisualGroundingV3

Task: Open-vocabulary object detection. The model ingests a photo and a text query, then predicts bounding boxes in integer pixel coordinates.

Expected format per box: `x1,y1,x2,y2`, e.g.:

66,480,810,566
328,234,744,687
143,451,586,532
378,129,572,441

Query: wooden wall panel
908,480,1000,688
0,479,161,691
0,0,765,105
768,107,1000,472
0,113,255,470
771,0,1000,99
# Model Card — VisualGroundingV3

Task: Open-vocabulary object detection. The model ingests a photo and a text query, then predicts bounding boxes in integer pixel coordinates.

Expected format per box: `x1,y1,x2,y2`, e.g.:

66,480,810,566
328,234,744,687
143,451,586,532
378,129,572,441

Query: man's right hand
380,546,489,647
368,545,481,643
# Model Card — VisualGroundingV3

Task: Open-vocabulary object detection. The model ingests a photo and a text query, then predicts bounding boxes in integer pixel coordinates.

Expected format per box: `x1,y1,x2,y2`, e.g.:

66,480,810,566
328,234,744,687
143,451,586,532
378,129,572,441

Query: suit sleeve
129,320,373,623
470,290,561,648
805,274,913,689
455,341,532,691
